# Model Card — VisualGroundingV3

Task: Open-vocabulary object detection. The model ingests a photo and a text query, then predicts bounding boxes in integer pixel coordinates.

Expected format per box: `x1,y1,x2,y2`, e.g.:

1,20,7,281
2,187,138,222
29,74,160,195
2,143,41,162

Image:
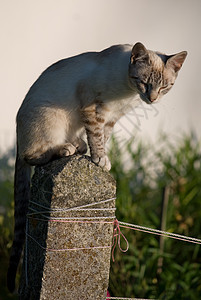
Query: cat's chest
110,94,141,112
104,94,141,121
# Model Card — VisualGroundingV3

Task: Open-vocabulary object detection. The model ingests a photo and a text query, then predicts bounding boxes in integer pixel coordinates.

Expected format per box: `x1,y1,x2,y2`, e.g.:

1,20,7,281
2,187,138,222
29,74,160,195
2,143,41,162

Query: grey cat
7,42,187,292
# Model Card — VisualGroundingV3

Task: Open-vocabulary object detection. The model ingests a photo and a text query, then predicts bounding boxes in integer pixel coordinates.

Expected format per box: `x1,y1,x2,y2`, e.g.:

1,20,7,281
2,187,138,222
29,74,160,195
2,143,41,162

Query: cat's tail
7,147,31,293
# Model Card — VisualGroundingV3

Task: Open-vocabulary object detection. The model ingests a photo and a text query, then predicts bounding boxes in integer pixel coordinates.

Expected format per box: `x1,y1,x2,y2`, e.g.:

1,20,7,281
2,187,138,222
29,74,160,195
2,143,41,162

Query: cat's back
33,44,131,81
30,52,98,93
18,52,96,111
21,44,132,107
98,44,132,60
41,44,132,77
44,52,98,75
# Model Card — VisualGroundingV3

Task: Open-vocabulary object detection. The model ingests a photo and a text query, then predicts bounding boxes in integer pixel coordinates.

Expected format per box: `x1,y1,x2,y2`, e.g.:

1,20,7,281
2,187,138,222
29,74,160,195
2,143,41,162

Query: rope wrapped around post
19,155,116,300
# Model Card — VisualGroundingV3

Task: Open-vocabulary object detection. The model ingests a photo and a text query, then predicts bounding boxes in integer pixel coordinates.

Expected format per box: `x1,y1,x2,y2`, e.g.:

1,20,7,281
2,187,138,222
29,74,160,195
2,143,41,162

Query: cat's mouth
139,92,160,105
139,93,152,105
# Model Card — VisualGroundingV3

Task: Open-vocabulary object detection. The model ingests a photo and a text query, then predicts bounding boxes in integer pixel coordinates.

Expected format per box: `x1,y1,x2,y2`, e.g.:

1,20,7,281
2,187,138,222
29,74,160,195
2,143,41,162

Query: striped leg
81,103,111,170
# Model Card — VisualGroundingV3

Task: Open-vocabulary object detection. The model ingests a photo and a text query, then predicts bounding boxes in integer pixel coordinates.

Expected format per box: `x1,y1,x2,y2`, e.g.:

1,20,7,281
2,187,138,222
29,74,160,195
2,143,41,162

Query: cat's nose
150,96,157,102
149,91,158,102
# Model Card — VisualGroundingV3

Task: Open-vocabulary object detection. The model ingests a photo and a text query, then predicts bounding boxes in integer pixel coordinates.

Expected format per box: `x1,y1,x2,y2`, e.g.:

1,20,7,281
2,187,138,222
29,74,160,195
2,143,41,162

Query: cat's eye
131,76,147,84
159,82,174,93
131,76,139,80
139,79,147,86
159,85,169,92
160,86,167,90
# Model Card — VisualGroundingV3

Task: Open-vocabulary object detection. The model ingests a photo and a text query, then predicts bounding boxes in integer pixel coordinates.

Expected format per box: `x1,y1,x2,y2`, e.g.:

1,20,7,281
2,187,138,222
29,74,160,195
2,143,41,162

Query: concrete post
19,155,116,300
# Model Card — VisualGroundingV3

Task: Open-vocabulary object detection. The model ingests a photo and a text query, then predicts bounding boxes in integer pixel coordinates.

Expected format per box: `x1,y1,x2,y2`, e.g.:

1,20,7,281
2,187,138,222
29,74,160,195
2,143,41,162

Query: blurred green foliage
109,131,201,299
0,132,201,299
0,148,18,299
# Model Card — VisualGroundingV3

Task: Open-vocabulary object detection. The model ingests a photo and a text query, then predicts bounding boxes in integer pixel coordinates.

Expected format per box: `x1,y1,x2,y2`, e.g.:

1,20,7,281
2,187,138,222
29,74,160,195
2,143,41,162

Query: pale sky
0,0,201,152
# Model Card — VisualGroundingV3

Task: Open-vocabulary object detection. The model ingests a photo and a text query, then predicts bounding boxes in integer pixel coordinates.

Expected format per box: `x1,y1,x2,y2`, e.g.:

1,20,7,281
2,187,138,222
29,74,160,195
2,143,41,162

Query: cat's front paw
92,154,111,171
58,143,76,157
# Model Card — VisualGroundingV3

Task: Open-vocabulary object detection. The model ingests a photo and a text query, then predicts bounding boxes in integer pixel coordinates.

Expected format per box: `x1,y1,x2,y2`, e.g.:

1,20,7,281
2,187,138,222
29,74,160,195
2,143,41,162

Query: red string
111,219,129,262
28,215,130,259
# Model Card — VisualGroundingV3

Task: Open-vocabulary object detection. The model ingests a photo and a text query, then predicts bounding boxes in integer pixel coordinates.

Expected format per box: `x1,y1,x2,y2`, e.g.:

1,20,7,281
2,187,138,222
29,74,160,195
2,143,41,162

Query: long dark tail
7,149,31,293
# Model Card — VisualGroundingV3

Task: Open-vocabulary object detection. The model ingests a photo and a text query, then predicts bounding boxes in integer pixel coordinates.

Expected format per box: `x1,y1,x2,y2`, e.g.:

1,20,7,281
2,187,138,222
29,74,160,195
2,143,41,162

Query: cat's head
129,42,187,104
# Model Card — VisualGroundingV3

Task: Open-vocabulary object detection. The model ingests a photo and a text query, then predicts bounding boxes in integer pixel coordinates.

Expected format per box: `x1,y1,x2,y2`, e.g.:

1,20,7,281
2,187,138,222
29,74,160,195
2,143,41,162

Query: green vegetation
109,132,201,299
0,148,17,299
0,132,201,299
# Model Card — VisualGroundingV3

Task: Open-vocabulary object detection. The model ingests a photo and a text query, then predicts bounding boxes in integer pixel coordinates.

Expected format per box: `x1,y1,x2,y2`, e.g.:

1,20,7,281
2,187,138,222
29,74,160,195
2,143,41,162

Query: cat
7,42,187,292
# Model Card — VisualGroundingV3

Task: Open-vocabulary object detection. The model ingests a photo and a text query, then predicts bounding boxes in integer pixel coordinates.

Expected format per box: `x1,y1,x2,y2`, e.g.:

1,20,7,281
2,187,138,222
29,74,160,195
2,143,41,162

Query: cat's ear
131,42,148,64
166,51,187,73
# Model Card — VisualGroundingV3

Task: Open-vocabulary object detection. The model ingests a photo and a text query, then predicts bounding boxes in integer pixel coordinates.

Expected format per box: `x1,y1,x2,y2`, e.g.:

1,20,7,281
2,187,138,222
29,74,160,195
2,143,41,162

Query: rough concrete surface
19,155,116,300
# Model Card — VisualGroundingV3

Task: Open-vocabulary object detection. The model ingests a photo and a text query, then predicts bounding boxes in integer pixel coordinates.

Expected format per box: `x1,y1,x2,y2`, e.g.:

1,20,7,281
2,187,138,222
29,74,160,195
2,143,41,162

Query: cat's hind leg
73,137,88,155
19,107,81,166
24,143,77,166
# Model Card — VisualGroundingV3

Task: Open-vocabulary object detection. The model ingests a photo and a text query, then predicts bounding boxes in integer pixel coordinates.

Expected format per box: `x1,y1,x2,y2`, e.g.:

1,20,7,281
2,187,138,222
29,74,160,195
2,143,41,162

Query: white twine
29,197,116,212
25,195,201,300
118,221,201,245
26,231,112,252
25,197,116,287
28,206,116,217
28,214,116,221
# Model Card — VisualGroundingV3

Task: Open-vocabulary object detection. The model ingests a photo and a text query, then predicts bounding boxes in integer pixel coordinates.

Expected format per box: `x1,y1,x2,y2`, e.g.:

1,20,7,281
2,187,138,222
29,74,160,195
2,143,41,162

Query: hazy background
1,0,201,152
